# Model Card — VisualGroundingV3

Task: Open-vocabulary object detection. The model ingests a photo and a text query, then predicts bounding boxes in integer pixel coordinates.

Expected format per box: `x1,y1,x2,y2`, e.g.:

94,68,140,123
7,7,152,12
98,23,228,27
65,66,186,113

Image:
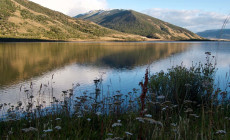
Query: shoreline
0,37,216,43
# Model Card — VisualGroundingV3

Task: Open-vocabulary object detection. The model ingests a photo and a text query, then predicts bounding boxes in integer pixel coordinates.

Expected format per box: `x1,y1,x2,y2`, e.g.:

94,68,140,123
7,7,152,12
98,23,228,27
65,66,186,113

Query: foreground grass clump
149,52,216,106
0,53,230,139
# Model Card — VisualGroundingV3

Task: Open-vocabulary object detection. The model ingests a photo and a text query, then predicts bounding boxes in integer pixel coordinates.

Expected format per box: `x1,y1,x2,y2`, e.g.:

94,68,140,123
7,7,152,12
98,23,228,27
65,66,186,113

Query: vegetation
149,52,216,106
76,9,202,40
0,0,143,41
0,53,229,139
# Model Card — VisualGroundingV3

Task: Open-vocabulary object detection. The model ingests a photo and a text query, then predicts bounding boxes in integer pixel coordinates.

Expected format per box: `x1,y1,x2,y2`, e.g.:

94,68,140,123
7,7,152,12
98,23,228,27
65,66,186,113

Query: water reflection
0,42,230,117
0,42,190,87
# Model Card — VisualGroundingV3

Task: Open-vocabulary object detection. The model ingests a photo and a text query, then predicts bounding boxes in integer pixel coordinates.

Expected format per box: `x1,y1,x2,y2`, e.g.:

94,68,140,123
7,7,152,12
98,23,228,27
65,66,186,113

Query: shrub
149,52,216,106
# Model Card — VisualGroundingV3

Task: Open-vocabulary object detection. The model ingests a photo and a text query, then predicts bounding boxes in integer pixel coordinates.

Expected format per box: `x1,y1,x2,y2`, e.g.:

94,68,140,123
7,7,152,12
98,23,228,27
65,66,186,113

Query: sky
30,0,230,32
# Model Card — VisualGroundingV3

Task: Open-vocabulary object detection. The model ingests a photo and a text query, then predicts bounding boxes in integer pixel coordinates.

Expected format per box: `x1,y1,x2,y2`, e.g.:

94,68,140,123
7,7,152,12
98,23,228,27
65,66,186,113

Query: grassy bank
0,37,67,42
0,53,229,140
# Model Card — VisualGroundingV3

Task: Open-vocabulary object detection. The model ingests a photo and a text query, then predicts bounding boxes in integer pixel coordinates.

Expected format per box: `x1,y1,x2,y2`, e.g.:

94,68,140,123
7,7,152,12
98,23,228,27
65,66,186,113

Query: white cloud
143,8,229,32
29,0,108,16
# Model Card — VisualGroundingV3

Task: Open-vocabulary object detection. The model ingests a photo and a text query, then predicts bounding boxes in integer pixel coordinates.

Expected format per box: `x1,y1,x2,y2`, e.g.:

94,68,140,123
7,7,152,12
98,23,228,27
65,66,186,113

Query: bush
149,52,216,106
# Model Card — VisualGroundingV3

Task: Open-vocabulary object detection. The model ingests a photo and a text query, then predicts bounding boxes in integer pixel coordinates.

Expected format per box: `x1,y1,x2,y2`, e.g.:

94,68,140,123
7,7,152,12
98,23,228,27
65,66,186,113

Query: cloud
29,0,108,16
143,8,229,32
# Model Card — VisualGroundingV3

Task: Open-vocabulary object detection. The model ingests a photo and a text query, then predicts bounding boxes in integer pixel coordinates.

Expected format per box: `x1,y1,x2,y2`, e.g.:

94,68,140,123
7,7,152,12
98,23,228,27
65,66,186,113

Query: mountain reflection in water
0,42,189,87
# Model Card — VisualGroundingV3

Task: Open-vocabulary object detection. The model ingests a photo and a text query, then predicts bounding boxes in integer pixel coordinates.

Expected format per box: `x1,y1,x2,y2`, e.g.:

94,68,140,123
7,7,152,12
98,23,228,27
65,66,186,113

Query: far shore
0,37,224,43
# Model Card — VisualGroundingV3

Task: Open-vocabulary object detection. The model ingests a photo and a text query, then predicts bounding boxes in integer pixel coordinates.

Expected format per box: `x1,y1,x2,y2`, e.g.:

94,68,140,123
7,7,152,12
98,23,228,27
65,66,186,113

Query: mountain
0,0,144,41
197,29,230,40
75,9,202,40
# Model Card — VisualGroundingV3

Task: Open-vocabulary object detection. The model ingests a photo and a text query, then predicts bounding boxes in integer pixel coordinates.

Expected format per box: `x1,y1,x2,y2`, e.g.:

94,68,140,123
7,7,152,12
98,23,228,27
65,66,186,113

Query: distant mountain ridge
75,9,202,40
197,29,230,39
0,0,143,41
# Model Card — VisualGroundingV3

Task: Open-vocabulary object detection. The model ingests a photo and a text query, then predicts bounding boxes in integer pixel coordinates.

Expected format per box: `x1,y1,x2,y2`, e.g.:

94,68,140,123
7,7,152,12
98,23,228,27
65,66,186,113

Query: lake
0,41,230,109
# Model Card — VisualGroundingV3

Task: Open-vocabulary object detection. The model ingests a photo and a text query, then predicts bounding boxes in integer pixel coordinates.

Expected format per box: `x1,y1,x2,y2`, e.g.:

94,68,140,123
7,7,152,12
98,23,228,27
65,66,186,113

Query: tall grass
0,53,229,140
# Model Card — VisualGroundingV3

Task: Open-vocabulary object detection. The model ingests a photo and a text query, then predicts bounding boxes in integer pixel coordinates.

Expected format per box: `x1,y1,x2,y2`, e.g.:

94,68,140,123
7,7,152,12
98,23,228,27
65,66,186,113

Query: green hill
0,0,143,41
75,9,202,40
197,29,230,39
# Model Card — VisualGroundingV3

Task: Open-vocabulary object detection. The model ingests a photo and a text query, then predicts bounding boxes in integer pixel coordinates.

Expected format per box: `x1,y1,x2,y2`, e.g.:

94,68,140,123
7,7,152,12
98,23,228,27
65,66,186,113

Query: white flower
189,114,199,118
125,131,133,136
96,112,102,116
87,118,91,122
173,105,178,108
162,107,167,111
112,123,122,127
157,95,165,100
171,123,177,127
8,131,13,135
55,118,61,121
136,117,145,123
184,108,193,113
145,114,152,118
216,130,226,135
117,120,121,123
107,133,113,136
55,126,61,130
143,118,163,127
43,129,53,132
22,127,38,132
105,137,123,140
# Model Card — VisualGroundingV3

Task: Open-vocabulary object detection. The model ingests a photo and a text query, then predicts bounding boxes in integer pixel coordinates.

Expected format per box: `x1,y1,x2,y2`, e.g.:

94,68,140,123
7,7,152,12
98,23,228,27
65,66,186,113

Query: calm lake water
0,41,230,107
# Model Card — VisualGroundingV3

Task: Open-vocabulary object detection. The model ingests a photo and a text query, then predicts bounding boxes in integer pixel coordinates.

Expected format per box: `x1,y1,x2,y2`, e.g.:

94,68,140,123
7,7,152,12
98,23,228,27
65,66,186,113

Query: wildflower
107,133,113,136
185,84,192,87
162,101,171,105
22,127,38,132
184,108,193,113
8,131,13,135
87,118,91,122
117,120,121,123
162,107,167,111
55,126,61,130
145,114,152,118
225,117,230,120
125,131,133,136
184,100,193,104
173,105,178,108
189,114,199,118
136,117,145,123
96,112,102,116
143,118,163,127
112,123,122,127
43,129,53,133
105,137,123,140
55,118,61,121
157,95,165,100
171,123,177,127
216,130,226,135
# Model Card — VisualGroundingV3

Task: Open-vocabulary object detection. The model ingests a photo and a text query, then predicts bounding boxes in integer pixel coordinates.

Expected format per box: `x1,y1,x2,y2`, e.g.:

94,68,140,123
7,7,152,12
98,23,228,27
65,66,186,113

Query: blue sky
107,0,230,14
30,0,230,32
